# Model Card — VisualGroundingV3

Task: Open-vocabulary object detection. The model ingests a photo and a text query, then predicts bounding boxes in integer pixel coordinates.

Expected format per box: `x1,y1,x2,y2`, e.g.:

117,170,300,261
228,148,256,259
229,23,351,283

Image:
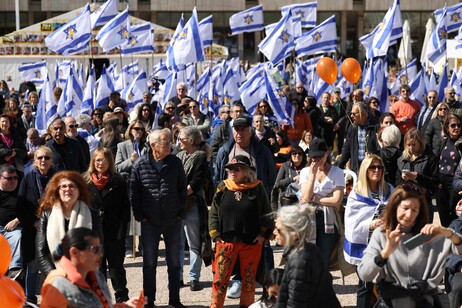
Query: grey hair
76,114,91,126
218,105,230,113
381,124,401,147
177,82,187,90
227,165,257,183
277,204,315,253
356,102,369,114
180,126,203,146
149,128,172,144
445,86,455,94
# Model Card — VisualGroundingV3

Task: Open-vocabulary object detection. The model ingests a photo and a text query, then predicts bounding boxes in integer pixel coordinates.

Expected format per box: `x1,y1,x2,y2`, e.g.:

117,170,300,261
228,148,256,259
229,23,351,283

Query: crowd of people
3,72,462,308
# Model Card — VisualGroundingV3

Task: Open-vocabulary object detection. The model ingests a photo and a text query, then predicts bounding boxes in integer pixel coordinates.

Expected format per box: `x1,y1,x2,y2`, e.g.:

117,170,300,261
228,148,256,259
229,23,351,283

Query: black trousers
449,272,462,308
437,174,458,227
101,238,129,302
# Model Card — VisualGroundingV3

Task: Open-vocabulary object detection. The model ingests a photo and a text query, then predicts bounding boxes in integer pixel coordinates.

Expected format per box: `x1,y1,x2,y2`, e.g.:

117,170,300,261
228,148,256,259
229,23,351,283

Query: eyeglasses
350,112,360,116
427,97,437,99
370,101,379,105
95,158,107,164
228,166,241,172
221,111,231,114
1,175,18,181
166,107,175,110
450,123,462,128
291,152,303,156
178,88,186,91
36,156,51,160
448,92,456,95
86,244,104,255
189,105,197,109
68,124,79,129
142,109,150,112
132,127,145,132
439,108,448,111
368,165,384,171
179,137,189,143
59,183,77,190
115,111,123,115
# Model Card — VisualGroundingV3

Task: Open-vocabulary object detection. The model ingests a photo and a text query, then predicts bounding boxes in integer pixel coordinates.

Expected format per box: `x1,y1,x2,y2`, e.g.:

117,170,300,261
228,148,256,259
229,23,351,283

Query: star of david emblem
129,36,138,46
35,70,42,79
294,10,305,18
279,30,291,43
213,94,220,102
224,94,232,104
64,24,77,40
201,97,208,105
364,84,371,96
312,31,322,42
128,91,134,100
244,14,253,25
118,26,130,39
452,13,461,22
59,69,63,77
178,29,188,41
400,75,408,84
438,28,447,40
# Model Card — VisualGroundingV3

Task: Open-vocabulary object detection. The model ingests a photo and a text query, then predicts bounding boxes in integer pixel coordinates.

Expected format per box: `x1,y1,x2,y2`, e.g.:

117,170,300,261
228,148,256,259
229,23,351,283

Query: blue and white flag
295,15,337,57
56,60,73,88
95,7,130,52
437,64,449,102
265,23,278,37
281,1,317,28
91,0,118,29
313,75,333,105
258,12,296,65
362,58,388,111
122,70,148,112
426,6,447,65
335,77,353,100
435,2,462,33
82,66,95,115
209,62,225,105
18,60,47,85
409,69,426,106
264,69,293,125
450,65,462,101
166,14,185,72
223,66,241,105
151,59,170,81
57,67,84,118
36,77,54,133
45,3,91,55
424,68,437,95
114,61,138,92
229,5,264,35
198,15,213,48
195,68,211,114
121,23,154,55
240,68,266,114
95,65,114,108
160,72,179,105
390,58,417,95
167,9,204,72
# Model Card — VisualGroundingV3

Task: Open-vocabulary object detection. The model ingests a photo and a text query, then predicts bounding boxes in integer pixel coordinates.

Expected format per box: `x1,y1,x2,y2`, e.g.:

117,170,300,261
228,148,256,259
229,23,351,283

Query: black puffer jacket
88,173,130,241
45,136,86,172
129,152,187,227
276,242,341,308
36,207,101,275
380,146,402,187
425,117,444,157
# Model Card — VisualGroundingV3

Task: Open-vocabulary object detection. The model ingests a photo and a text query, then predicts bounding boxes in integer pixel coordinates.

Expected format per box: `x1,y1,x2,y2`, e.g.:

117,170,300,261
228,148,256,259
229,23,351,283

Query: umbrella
420,18,435,65
398,20,412,67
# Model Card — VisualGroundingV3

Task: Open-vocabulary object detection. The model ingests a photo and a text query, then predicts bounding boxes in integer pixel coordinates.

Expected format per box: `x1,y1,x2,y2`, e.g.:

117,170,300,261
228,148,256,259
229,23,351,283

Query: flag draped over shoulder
18,61,47,85
95,7,130,52
426,6,448,65
295,15,337,58
121,23,154,55
199,15,213,48
281,1,317,28
91,0,118,29
45,3,91,55
258,12,296,65
229,5,264,35
435,2,462,33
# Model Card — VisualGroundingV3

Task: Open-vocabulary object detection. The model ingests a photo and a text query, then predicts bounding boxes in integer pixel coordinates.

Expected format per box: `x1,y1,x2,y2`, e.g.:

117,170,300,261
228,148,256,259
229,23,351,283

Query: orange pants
210,242,262,308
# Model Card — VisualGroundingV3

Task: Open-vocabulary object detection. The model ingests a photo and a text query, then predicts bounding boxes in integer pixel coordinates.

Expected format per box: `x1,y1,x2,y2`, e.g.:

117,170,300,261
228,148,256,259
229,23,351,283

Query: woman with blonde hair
344,154,393,307
85,147,131,302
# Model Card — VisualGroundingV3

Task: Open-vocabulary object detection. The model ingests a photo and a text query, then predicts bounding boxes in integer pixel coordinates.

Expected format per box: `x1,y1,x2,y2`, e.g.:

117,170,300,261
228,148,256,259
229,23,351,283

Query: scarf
46,200,93,259
223,178,261,192
91,173,110,190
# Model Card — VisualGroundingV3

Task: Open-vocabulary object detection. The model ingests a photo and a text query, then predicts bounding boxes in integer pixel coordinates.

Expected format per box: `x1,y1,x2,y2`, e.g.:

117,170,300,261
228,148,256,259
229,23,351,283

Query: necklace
234,191,242,201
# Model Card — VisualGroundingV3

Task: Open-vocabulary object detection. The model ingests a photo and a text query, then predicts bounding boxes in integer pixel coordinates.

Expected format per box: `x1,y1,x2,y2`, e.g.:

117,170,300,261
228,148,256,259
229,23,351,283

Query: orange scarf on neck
223,178,261,191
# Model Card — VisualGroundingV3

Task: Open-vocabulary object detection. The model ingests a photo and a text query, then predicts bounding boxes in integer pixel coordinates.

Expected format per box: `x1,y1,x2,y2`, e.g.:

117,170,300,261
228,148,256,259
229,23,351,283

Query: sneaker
190,280,201,291
8,268,25,281
168,300,187,308
226,280,242,299
125,251,133,258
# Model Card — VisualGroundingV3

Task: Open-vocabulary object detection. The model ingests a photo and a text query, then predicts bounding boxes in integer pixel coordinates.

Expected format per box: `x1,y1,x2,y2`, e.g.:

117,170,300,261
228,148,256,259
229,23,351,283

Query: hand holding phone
403,233,434,250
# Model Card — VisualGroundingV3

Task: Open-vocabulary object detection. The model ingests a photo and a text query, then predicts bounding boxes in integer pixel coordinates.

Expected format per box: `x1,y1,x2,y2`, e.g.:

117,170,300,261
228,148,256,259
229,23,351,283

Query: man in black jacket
130,128,187,308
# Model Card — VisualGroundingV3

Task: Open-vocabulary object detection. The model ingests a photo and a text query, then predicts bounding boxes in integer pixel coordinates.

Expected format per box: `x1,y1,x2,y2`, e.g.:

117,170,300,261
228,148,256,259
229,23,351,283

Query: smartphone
403,233,434,250
402,169,410,174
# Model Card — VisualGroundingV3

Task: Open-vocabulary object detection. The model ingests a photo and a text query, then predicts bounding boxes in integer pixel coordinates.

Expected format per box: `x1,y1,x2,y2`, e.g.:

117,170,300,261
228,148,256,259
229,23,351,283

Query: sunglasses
142,109,150,112
439,108,448,111
450,123,462,128
166,107,175,110
291,152,303,156
1,176,18,181
68,124,79,129
228,166,242,172
368,165,384,171
427,97,437,99
86,245,104,255
132,127,145,131
36,156,51,160
221,111,231,114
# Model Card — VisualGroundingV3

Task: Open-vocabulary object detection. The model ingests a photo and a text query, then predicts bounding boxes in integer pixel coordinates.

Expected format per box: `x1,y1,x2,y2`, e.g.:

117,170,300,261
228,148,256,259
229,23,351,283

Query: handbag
284,182,300,199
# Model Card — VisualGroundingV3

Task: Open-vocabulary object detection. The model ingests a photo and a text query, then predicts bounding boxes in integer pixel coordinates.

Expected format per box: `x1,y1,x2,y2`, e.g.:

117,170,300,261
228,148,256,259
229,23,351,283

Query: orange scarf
223,178,261,191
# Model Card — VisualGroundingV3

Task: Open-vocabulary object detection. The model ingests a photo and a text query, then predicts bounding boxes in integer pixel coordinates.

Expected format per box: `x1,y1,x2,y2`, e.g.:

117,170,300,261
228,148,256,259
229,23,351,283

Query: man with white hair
169,82,192,114
444,86,462,118
63,116,90,168
130,129,187,308
75,114,100,157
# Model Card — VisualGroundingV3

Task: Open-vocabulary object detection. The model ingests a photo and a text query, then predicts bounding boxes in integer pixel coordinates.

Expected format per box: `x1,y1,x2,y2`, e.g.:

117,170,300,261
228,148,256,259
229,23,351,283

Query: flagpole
119,47,125,88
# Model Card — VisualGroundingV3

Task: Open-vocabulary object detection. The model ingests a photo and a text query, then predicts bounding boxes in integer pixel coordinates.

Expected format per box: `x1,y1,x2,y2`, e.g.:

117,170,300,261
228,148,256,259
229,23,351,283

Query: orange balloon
0,276,25,308
341,58,362,83
0,234,12,275
316,57,338,85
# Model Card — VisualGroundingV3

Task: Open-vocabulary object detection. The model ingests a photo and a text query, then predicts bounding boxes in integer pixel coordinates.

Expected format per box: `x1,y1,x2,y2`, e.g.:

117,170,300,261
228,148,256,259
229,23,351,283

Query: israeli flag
450,65,462,101
82,66,95,115
95,65,114,108
295,15,337,58
199,15,213,48
281,1,317,28
335,77,353,100
18,61,47,85
435,2,462,33
122,70,148,112
36,77,54,133
223,66,241,106
389,58,418,95
121,23,154,55
229,5,264,35
91,0,118,29
426,6,447,65
57,67,83,118
151,59,170,81
240,67,266,114
258,12,296,65
96,7,130,52
209,63,225,105
195,68,211,115
409,69,426,106
265,23,278,37
437,64,449,102
166,14,185,72
45,3,91,55
264,69,293,125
